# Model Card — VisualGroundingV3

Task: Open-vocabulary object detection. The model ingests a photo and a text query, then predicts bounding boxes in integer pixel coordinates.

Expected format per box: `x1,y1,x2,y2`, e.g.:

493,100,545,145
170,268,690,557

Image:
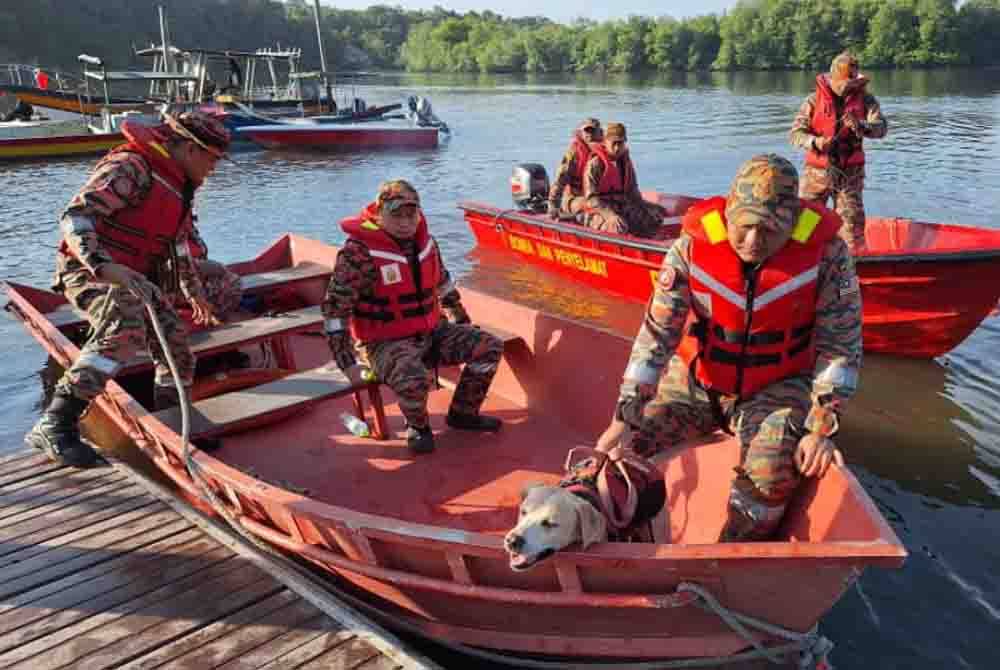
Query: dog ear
574,497,607,550
520,481,547,501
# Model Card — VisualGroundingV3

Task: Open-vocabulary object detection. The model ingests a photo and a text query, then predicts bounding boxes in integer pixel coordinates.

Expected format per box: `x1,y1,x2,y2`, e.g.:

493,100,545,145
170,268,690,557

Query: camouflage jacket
789,92,888,154
583,151,644,209
619,234,863,429
57,149,207,304
322,238,466,370
548,144,585,204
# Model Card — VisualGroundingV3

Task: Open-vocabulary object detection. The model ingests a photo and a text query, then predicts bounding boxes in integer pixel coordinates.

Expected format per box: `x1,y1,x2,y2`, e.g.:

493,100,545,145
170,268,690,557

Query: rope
140,296,834,670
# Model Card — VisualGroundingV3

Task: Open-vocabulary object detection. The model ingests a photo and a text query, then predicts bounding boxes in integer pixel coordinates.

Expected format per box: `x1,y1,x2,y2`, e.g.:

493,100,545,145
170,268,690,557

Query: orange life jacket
340,204,443,343
565,134,592,193
60,121,193,278
589,143,633,197
806,74,867,169
677,196,842,398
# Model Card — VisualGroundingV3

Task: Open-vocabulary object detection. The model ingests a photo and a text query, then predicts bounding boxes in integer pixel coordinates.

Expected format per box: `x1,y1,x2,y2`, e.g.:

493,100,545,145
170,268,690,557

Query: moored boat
460,190,1000,358
235,122,440,150
4,234,906,665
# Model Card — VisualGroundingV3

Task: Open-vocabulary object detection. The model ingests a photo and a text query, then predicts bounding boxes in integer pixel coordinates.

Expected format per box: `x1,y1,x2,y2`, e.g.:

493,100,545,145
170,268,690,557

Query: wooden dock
0,446,442,670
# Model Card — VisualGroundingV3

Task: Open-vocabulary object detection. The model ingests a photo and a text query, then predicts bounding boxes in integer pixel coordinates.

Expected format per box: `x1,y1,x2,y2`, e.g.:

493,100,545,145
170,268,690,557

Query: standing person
547,118,602,220
596,155,862,541
25,112,233,467
582,122,664,238
790,51,888,252
323,180,504,455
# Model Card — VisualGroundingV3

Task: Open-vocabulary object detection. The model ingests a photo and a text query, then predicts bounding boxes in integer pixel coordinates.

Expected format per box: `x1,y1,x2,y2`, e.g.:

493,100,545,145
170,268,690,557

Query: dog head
503,483,607,572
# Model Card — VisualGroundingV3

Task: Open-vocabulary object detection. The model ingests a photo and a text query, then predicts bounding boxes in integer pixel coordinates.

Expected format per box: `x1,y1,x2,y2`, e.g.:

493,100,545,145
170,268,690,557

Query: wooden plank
152,364,366,439
0,457,66,487
355,655,404,670
253,630,359,670
0,449,38,468
0,470,124,521
47,263,332,330
64,575,284,670
0,529,217,624
0,463,110,496
212,616,331,670
293,635,381,670
0,477,147,534
115,591,316,670
0,559,265,670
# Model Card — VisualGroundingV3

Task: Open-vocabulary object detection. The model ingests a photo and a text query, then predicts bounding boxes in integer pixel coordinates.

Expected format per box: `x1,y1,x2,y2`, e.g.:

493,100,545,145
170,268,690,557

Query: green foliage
2,0,997,75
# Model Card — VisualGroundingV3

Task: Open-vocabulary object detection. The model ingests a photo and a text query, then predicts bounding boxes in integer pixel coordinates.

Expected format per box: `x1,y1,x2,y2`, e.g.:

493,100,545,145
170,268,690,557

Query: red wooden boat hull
236,123,438,149
3,234,906,663
0,131,123,160
460,194,1000,358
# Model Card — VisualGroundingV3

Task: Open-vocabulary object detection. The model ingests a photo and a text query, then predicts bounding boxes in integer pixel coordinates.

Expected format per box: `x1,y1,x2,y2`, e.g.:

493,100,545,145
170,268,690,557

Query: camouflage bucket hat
578,117,601,132
164,111,231,159
725,154,801,232
376,179,420,213
830,51,859,81
605,122,627,141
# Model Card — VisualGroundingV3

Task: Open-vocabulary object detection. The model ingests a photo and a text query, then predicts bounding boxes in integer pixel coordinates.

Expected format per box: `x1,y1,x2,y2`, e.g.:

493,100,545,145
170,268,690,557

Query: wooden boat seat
47,262,332,330
152,364,388,440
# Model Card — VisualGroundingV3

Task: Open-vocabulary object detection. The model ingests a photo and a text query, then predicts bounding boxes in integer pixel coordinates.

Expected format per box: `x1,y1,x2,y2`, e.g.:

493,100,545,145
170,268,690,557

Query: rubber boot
718,478,786,542
406,425,435,454
154,385,223,452
445,410,501,432
25,391,98,468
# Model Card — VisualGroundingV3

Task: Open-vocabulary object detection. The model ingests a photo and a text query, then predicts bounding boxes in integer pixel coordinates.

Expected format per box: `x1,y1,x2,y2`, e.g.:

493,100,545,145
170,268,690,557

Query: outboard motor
511,164,550,213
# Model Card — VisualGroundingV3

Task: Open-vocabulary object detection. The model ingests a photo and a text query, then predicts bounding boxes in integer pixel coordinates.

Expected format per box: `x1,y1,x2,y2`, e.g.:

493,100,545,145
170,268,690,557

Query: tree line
1,0,999,77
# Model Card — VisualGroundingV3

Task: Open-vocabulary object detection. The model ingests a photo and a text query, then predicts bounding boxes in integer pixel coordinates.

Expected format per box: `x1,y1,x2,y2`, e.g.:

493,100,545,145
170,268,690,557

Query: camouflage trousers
619,356,812,540
55,269,195,403
584,197,664,239
192,258,243,317
557,189,587,218
361,320,503,430
800,164,866,253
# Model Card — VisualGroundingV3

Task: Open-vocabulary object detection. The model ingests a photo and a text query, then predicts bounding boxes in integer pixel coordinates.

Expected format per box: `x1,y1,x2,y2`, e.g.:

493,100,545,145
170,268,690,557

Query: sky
317,1,739,23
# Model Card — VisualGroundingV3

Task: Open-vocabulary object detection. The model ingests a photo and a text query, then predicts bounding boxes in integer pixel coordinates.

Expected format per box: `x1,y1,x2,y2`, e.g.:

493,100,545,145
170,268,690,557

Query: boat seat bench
46,261,332,330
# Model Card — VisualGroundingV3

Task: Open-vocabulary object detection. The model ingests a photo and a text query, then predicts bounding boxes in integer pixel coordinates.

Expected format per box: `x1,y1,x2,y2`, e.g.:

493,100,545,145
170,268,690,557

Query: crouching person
323,179,504,454
597,154,862,541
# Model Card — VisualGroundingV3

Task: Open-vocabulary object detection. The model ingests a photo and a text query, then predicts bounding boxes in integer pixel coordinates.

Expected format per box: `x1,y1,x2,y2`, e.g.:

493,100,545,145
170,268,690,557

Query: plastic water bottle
340,412,370,438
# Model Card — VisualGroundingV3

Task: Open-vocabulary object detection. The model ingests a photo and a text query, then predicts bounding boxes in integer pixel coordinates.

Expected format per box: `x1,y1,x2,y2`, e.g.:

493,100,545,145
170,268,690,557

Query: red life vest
806,74,867,169
340,204,443,343
565,134,592,192
677,196,842,398
60,121,193,278
590,143,633,197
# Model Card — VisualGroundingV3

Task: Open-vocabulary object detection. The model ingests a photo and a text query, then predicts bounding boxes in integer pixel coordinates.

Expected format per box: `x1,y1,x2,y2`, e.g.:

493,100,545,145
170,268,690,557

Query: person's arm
60,152,152,278
435,245,470,324
322,240,377,372
583,155,608,209
861,93,888,139
547,148,576,213
626,155,643,201
789,94,822,152
805,237,863,438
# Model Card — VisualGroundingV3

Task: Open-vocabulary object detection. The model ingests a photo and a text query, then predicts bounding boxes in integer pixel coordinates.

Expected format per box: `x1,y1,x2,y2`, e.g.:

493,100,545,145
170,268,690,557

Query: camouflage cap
578,117,601,132
376,178,420,212
605,122,627,141
830,51,859,81
725,154,801,232
164,111,231,158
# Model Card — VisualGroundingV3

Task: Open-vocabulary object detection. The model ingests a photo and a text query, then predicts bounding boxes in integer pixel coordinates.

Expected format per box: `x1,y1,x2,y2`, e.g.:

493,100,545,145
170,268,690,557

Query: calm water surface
2,69,999,669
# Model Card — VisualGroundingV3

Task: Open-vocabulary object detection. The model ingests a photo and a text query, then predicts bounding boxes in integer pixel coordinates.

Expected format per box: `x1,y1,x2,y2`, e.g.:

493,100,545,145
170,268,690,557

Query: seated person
547,118,603,220
323,179,503,454
582,122,665,238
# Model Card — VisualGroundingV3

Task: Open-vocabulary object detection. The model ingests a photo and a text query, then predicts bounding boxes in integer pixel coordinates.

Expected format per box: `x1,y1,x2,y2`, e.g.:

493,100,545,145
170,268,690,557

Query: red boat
235,122,439,150
459,193,1000,358
4,234,905,666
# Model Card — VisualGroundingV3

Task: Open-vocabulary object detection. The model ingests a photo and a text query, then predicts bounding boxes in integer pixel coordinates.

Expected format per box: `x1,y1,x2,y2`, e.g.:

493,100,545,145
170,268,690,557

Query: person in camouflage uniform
323,179,504,454
582,122,665,238
547,118,602,220
182,221,243,318
790,51,888,253
25,112,234,467
596,154,863,541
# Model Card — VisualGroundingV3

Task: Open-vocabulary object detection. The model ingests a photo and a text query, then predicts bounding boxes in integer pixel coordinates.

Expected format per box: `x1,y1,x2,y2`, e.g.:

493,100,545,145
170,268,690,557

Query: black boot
154,385,223,452
406,425,435,454
25,391,98,468
446,410,501,432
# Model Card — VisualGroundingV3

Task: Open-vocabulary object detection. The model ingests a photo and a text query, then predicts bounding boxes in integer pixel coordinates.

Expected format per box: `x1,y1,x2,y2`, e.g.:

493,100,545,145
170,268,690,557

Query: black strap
708,347,781,367
354,307,394,322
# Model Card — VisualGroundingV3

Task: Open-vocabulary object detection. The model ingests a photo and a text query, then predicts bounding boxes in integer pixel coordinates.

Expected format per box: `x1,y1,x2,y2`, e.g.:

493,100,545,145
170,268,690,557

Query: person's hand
189,295,222,327
795,433,844,478
841,114,862,137
596,418,632,454
450,303,472,325
344,363,374,386
813,136,833,153
547,201,560,220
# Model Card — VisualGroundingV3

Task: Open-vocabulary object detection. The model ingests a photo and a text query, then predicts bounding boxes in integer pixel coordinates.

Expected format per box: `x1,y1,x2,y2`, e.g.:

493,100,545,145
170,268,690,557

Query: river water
1,68,998,668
